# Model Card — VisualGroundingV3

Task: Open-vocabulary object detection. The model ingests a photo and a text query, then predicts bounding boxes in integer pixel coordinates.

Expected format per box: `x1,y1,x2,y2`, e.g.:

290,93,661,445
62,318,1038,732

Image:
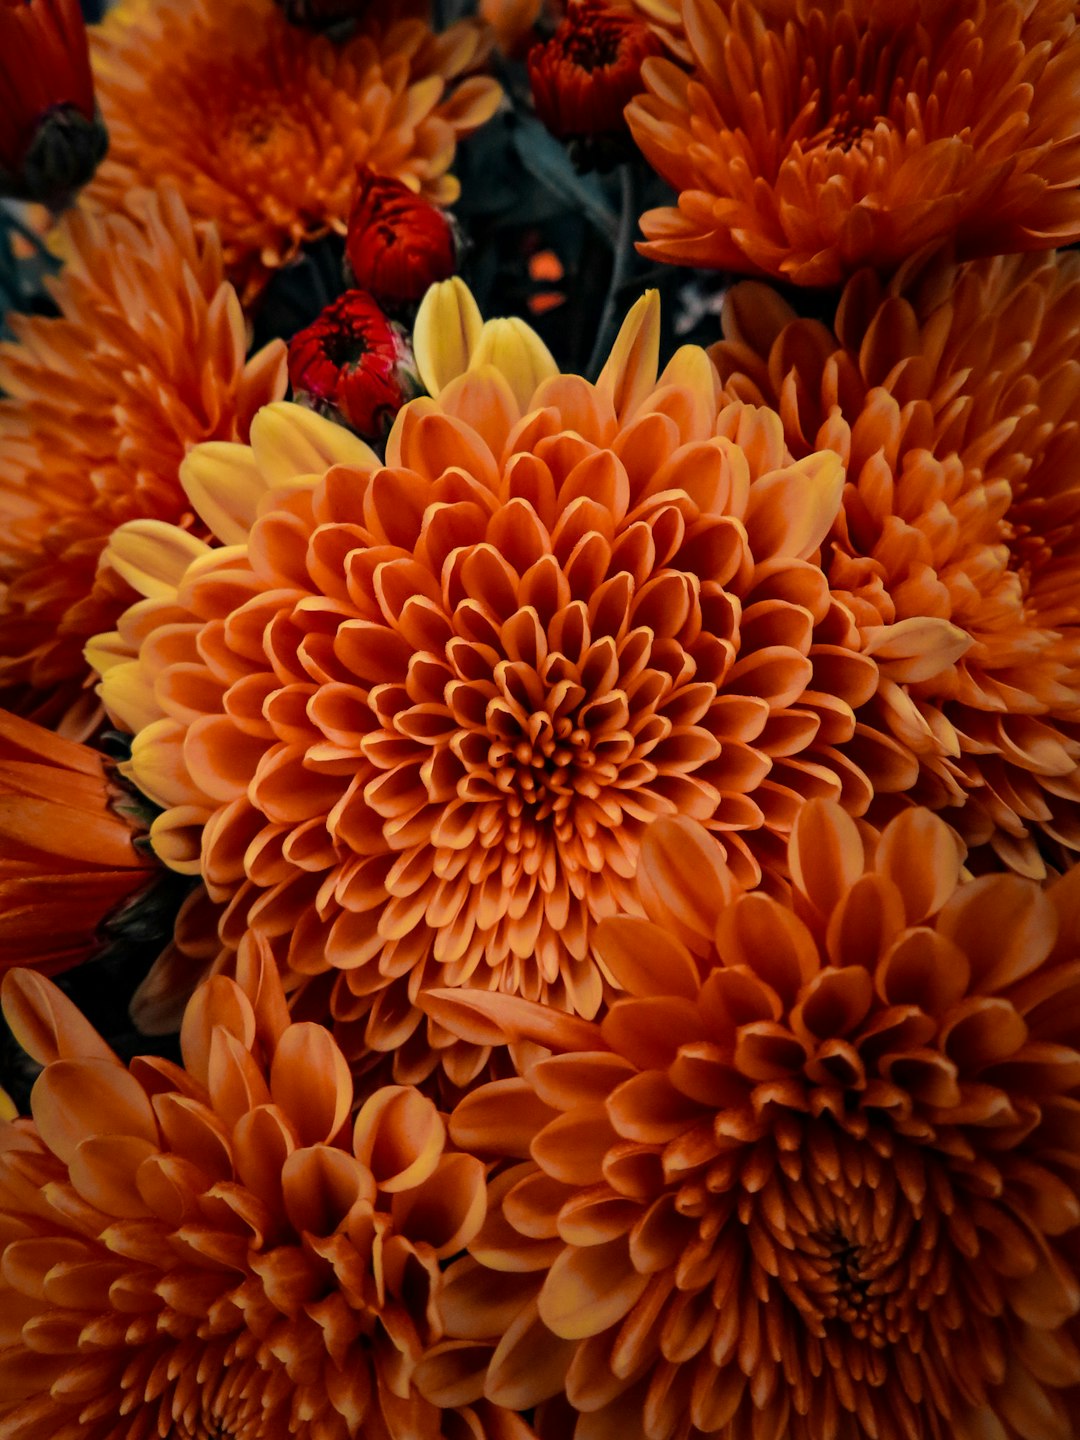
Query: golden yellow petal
596,289,661,421
470,317,558,412
414,276,484,396
106,520,210,600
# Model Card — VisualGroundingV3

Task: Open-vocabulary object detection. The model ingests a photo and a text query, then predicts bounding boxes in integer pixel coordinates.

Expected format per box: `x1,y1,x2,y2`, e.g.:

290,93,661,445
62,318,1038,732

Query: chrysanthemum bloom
288,291,421,439
0,0,107,206
0,709,155,976
626,0,1080,285
87,282,890,1082
711,245,1080,876
415,800,1080,1440
85,0,502,305
0,953,535,1440
528,0,661,163
0,187,287,735
345,170,458,311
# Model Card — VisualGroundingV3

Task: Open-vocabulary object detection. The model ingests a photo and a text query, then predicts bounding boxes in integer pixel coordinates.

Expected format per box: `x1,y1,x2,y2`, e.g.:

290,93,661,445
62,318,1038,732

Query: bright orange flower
85,0,502,304
626,0,1080,285
416,801,1080,1440
86,284,888,1084
0,954,534,1440
0,709,155,976
0,187,287,735
711,246,1080,877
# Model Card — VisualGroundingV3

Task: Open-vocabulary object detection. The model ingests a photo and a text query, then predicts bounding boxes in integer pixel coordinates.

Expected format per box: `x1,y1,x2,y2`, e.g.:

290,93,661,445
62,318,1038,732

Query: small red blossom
344,168,458,309
528,0,660,152
0,0,106,205
287,288,420,439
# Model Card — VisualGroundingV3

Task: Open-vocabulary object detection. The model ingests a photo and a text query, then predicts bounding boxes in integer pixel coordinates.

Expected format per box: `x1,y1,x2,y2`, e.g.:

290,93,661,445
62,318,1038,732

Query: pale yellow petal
414,277,484,396
180,441,266,546
100,659,166,735
249,400,379,487
596,290,661,420
106,520,210,600
470,317,558,412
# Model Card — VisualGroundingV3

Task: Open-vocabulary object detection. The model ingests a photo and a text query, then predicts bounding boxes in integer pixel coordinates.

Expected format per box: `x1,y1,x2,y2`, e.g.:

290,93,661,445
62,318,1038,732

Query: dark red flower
287,289,420,439
528,0,660,152
0,0,106,206
344,168,458,310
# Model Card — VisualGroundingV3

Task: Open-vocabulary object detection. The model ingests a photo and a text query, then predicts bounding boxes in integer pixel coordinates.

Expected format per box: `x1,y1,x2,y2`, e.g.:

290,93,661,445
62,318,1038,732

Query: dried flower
417,800,1080,1440
528,0,661,162
87,287,889,1085
711,245,1080,877
288,290,421,438
344,170,458,311
0,0,106,206
627,0,1080,284
0,952,537,1440
0,710,155,976
86,0,502,303
0,187,287,734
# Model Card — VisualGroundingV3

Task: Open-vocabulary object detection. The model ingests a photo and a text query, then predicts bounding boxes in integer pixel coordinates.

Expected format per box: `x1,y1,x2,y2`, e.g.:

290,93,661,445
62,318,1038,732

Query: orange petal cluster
626,0,1080,285
711,246,1080,876
88,290,889,1083
0,955,533,1440
0,709,154,976
0,187,287,735
85,0,503,304
416,801,1080,1440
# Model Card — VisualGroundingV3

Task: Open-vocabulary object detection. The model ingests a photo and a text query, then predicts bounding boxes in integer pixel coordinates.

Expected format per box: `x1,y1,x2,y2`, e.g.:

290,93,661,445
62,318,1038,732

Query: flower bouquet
2,0,1080,1437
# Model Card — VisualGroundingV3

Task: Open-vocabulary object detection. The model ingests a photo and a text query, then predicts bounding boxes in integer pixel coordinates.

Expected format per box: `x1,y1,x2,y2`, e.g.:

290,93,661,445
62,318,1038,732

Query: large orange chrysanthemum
0,187,287,735
0,709,155,976
87,285,898,1083
711,246,1080,876
85,0,502,304
626,0,1080,285
0,954,534,1440
416,801,1080,1440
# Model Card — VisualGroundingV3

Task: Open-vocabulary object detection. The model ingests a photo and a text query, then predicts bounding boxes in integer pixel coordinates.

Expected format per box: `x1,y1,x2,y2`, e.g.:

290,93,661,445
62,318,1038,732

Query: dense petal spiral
0,954,532,1440
87,289,883,1083
85,0,502,303
0,187,286,735
711,246,1080,876
417,802,1080,1440
627,0,1080,284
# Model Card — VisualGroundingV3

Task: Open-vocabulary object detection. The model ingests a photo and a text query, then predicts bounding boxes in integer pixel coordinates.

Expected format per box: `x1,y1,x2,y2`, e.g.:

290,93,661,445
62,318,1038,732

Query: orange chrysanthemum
0,954,535,1440
85,0,502,304
87,284,893,1083
0,709,155,976
711,246,1080,876
626,0,1080,285
0,187,287,735
416,801,1080,1440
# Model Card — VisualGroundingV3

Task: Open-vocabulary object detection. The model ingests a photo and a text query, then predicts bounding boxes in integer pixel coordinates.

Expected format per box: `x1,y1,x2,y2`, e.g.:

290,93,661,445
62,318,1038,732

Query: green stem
586,163,638,382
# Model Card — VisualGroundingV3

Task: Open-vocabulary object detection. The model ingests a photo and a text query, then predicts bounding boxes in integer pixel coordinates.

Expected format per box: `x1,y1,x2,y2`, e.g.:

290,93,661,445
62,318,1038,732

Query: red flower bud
0,0,107,207
528,0,660,153
287,290,420,440
344,169,458,311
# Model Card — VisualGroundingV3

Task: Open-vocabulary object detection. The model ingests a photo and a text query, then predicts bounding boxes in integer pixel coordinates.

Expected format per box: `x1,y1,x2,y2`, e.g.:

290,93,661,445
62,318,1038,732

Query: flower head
528,0,661,163
345,171,458,311
0,0,106,206
0,709,155,976
0,952,535,1440
711,246,1080,876
288,291,421,439
0,187,287,734
627,0,1080,284
417,801,1080,1440
85,0,502,304
87,285,884,1084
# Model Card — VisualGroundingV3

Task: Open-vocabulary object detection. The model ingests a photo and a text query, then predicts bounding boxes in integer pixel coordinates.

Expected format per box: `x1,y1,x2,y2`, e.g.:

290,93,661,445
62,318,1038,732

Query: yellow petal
414,277,484,396
106,520,209,600
99,658,164,735
596,290,661,420
249,400,379,487
180,441,266,546
470,317,558,411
